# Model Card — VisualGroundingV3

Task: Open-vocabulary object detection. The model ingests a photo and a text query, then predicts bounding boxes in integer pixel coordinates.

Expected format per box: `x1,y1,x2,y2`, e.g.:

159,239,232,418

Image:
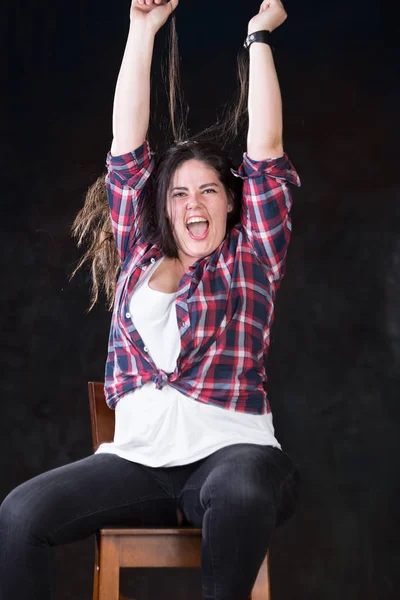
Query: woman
0,1,301,599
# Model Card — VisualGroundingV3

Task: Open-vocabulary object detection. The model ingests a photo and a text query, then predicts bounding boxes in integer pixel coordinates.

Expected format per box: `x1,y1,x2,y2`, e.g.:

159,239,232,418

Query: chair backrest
88,381,115,452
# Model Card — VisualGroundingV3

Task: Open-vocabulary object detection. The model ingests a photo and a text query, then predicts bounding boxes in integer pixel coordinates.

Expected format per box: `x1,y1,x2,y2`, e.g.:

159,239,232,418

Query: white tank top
96,258,281,467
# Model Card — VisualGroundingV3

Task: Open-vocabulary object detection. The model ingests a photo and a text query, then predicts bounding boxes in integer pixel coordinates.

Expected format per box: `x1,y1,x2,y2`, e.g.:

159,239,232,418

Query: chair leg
93,534,100,600
250,553,271,600
98,535,120,600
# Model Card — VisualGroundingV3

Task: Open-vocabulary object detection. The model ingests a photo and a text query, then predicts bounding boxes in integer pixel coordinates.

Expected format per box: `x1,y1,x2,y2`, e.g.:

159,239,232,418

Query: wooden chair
88,381,271,600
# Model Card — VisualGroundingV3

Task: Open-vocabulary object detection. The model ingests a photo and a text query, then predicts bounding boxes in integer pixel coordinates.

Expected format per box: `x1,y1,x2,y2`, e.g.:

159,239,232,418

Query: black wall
2,1,399,598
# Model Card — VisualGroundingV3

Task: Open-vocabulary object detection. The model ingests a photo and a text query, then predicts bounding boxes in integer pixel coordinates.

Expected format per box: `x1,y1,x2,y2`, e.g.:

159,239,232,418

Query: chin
179,243,215,263
188,239,219,254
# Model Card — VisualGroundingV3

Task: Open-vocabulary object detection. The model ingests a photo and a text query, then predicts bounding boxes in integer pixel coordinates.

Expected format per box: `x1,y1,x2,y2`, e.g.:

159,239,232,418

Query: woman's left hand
248,0,287,35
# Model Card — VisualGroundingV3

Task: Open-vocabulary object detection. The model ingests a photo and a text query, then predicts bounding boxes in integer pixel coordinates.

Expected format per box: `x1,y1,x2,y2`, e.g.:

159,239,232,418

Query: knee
0,480,48,542
1,484,27,531
201,460,277,516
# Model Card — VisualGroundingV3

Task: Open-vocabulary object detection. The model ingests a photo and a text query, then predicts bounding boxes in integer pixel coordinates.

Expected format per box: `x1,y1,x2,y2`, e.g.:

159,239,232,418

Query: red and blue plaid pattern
104,141,300,414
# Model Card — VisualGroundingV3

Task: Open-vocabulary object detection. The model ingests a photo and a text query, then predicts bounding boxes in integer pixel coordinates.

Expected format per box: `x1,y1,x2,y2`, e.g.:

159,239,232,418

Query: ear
227,191,234,213
227,195,235,212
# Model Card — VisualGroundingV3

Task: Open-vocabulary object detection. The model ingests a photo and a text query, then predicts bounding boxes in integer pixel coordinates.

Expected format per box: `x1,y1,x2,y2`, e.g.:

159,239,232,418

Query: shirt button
126,312,131,319
144,346,149,353
150,258,156,264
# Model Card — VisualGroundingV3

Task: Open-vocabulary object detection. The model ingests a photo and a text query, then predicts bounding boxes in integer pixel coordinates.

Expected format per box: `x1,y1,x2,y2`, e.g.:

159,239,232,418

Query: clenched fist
248,0,287,35
130,0,179,34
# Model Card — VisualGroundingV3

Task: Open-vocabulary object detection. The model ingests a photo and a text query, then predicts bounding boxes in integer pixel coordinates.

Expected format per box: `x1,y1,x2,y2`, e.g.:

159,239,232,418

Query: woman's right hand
130,0,179,34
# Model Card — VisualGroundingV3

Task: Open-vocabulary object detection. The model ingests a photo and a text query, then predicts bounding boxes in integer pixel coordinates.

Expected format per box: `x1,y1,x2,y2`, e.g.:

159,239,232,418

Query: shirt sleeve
233,152,301,283
105,141,156,262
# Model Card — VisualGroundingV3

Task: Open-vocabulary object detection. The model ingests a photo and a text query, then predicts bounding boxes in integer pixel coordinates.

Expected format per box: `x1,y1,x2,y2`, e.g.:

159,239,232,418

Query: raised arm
246,0,287,160
111,0,179,156
238,1,300,283
107,0,179,261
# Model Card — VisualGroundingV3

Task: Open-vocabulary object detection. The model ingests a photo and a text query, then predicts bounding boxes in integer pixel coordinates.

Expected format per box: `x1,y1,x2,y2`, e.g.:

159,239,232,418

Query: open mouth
186,218,210,240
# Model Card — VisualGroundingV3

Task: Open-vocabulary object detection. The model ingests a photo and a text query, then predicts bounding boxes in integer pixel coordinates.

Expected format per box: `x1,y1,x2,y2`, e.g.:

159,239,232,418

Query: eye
203,188,217,194
172,192,186,198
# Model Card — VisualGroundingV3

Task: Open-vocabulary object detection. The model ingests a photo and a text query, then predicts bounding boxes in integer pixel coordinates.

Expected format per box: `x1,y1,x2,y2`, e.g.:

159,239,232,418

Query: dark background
2,0,399,598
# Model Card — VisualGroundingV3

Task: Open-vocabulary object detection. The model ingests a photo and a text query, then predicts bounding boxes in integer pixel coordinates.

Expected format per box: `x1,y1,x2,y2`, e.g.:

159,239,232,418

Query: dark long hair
71,12,249,310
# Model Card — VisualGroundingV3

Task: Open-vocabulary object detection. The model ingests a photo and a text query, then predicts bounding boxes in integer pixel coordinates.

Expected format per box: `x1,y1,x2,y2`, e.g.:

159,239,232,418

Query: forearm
111,23,155,156
247,43,283,161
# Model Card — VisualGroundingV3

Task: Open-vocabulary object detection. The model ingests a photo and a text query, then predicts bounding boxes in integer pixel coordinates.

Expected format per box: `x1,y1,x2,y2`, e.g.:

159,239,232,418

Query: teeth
186,217,208,225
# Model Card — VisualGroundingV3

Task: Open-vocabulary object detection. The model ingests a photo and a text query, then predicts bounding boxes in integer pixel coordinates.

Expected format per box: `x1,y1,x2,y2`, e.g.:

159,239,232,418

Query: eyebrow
170,182,220,193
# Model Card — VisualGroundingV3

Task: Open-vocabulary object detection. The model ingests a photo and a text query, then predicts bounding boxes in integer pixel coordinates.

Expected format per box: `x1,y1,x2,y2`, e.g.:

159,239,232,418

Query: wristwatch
243,30,272,50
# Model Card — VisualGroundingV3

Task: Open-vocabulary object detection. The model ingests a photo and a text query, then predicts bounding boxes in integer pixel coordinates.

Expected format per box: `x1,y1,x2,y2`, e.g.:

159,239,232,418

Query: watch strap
243,30,272,50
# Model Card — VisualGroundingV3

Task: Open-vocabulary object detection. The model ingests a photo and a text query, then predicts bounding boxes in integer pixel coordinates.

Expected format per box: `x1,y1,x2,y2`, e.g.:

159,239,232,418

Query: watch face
244,34,254,49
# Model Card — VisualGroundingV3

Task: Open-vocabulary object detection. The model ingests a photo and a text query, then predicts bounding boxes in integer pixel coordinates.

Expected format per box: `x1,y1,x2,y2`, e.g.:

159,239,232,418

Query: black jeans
0,444,299,600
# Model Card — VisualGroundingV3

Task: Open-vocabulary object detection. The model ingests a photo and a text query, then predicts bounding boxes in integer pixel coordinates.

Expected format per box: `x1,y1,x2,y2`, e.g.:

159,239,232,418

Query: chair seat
100,527,202,536
98,527,202,569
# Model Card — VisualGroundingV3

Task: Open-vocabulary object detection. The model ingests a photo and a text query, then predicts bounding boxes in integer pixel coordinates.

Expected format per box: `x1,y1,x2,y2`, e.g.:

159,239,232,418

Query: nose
186,195,202,210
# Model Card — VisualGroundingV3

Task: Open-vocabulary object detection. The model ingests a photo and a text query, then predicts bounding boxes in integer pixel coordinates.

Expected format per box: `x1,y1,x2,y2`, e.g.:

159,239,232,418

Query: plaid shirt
105,141,300,414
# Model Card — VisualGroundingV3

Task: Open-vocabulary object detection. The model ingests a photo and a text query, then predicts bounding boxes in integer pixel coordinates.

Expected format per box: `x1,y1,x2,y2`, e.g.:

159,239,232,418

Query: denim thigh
0,453,180,548
178,443,300,528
